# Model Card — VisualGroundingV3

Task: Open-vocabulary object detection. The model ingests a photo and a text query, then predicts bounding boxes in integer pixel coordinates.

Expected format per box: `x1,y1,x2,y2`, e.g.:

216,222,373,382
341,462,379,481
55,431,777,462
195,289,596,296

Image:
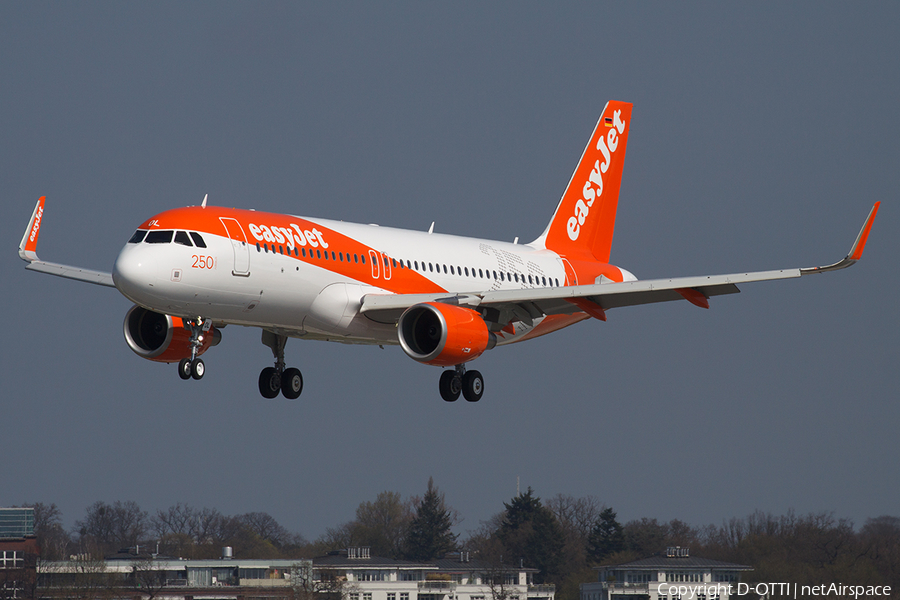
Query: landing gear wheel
178,358,192,380
439,370,461,402
282,368,303,399
190,358,205,380
258,367,281,399
462,370,484,402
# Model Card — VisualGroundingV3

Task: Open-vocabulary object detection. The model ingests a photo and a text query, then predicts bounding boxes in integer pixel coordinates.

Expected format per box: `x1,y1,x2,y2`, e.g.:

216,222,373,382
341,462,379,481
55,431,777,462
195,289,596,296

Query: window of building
401,594,409,600
239,568,267,579
0,551,22,569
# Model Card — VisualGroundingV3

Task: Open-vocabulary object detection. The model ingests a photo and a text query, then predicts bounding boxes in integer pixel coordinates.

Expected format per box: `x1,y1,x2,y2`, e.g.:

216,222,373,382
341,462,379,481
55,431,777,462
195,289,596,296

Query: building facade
0,508,39,599
580,548,751,600
313,548,554,600
36,547,554,600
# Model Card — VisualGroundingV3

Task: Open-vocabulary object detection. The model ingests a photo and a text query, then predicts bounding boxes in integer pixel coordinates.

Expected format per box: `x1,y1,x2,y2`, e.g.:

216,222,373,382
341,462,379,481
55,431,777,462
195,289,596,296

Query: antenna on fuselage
428,221,434,234
201,194,208,208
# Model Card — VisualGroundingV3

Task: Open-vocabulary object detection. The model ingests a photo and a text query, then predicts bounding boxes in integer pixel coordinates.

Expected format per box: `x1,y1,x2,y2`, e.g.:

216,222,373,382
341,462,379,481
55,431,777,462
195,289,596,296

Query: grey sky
2,3,897,541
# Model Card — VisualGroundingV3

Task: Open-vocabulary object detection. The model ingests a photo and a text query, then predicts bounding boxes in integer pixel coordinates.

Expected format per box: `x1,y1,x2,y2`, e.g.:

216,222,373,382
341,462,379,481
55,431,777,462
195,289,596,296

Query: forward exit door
219,217,251,276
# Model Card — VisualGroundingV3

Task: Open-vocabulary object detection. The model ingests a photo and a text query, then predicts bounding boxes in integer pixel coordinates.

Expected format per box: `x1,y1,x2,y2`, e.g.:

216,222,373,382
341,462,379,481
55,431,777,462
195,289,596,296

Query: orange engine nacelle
398,302,495,367
123,305,221,363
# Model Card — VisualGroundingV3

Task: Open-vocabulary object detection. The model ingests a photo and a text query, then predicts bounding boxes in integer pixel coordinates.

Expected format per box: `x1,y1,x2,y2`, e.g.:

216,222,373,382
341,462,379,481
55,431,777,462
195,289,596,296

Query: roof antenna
428,221,434,234
201,194,208,208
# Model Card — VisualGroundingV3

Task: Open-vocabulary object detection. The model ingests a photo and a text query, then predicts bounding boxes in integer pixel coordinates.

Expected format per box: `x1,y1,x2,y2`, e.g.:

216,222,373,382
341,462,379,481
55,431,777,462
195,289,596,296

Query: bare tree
74,501,148,556
291,564,351,600
129,556,167,600
17,502,71,561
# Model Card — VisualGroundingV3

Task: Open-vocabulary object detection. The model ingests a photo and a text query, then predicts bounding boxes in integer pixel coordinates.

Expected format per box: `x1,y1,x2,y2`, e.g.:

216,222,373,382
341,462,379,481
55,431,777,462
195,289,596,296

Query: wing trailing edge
361,203,880,324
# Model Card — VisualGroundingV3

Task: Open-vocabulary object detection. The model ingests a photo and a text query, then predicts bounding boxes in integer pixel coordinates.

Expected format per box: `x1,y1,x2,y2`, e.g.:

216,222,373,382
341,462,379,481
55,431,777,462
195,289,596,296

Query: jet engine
398,302,495,366
123,305,221,363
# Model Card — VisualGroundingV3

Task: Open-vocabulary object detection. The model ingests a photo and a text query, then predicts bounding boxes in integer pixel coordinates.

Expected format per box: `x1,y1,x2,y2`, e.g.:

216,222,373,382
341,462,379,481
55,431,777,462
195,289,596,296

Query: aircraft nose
112,245,155,302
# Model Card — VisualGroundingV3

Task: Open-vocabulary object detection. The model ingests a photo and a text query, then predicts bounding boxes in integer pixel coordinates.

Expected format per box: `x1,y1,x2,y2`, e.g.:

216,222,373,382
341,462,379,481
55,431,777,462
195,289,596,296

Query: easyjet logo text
248,223,329,249
566,109,626,241
29,205,44,243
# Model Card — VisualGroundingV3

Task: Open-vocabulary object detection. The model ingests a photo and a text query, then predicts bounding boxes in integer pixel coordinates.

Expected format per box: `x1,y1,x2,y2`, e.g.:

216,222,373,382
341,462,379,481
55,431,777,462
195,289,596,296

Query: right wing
360,202,880,326
19,197,116,287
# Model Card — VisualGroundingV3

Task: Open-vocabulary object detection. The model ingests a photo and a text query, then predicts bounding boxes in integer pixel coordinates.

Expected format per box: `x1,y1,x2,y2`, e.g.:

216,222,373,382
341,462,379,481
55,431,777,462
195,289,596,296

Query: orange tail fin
533,101,632,263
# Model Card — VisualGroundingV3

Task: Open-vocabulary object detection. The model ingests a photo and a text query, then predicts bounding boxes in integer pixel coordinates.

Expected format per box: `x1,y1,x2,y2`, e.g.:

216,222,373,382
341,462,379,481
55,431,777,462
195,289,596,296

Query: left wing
360,202,880,326
19,197,116,287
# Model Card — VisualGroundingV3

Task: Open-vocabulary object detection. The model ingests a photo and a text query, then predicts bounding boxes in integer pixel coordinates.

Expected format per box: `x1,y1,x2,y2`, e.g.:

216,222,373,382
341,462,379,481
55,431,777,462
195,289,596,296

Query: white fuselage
113,216,571,346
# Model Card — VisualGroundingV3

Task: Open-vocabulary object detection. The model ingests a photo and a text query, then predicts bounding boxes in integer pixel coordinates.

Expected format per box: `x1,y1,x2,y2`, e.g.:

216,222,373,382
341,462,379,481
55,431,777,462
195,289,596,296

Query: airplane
18,100,880,402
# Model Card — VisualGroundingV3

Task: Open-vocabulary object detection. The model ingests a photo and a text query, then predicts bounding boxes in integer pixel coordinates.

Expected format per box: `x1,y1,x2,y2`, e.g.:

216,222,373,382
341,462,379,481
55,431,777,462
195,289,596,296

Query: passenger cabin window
145,230,174,244
174,231,193,246
190,232,207,248
128,230,147,244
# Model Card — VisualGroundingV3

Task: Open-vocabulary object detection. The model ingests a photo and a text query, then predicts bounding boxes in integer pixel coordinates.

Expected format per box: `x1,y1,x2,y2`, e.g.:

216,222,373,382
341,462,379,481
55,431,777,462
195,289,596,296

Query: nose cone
113,244,156,303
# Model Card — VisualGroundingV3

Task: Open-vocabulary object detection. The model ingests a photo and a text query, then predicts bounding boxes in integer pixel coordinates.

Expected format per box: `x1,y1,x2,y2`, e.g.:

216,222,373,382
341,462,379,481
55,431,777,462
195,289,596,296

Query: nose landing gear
439,364,484,402
176,317,210,381
259,330,304,399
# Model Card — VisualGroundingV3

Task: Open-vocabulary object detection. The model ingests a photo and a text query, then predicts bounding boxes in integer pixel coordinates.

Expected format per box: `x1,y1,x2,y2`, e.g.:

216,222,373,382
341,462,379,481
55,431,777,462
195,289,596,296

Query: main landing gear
259,330,303,399
177,317,210,381
439,364,484,402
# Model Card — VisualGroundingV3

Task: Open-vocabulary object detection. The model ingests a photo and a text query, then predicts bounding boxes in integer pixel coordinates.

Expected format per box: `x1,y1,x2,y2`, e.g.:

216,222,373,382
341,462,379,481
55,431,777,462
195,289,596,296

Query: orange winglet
675,287,710,309
19,196,46,262
849,201,880,261
567,297,607,321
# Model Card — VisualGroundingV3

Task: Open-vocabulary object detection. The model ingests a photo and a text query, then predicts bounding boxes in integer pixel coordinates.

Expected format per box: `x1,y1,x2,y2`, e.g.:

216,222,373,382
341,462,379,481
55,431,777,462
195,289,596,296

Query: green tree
587,507,625,563
497,488,564,584
347,491,413,558
403,478,458,561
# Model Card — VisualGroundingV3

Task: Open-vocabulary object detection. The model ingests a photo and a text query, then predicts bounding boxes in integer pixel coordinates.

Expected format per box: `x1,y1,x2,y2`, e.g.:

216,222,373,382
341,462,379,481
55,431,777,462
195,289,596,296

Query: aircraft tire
258,367,281,399
178,358,192,380
282,368,303,399
462,370,484,402
190,358,205,380
439,370,461,402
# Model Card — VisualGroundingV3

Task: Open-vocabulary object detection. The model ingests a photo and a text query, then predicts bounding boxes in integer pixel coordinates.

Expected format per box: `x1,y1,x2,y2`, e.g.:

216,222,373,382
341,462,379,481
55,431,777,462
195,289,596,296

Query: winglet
18,196,46,262
801,202,880,275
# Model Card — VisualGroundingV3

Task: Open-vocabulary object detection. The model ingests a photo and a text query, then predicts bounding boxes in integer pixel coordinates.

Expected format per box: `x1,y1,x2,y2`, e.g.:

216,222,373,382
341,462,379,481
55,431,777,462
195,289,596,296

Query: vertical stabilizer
532,101,632,263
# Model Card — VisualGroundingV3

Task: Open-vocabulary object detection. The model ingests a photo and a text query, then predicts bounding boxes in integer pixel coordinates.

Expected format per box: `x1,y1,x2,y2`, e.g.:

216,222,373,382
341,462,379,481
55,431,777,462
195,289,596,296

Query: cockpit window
145,230,174,244
189,232,207,248
174,231,193,247
128,230,147,244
